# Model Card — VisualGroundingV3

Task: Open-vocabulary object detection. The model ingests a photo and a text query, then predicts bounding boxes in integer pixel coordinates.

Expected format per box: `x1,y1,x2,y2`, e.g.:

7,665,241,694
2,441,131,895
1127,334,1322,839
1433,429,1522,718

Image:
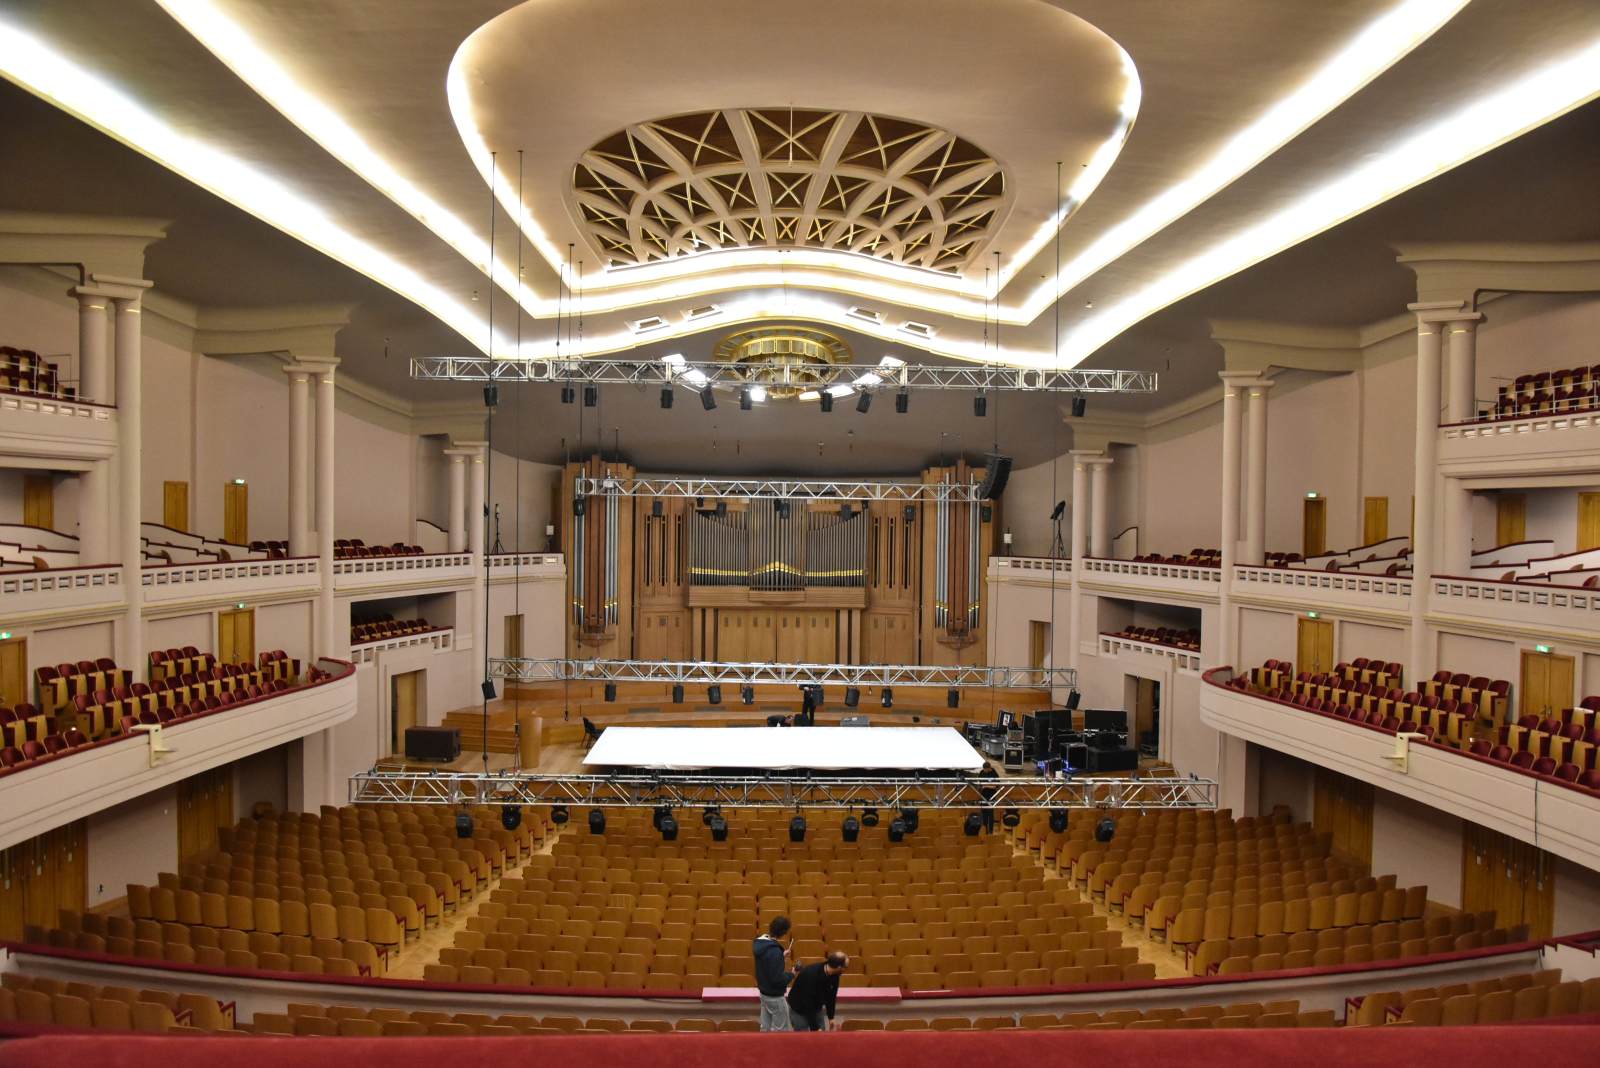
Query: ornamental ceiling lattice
571,109,1008,274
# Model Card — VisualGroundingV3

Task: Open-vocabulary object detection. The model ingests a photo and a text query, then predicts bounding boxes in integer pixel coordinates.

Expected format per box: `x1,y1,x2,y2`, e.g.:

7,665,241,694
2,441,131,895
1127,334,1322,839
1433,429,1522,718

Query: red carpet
2,1025,1599,1067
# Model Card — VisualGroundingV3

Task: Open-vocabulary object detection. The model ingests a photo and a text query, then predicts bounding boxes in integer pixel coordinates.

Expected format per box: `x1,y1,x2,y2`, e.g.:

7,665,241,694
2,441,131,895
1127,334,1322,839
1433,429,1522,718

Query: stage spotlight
604,682,617,702
840,503,854,520
964,812,983,837
660,385,674,409
895,386,909,414
588,808,606,835
455,811,473,839
881,687,893,708
1050,500,1066,522
900,808,920,833
844,687,860,708
740,387,753,411
1071,394,1087,418
887,817,906,843
550,804,570,825
652,499,664,517
856,391,872,414
660,812,679,841
820,392,834,413
789,814,807,842
1002,808,1021,829
1095,816,1116,843
483,384,499,410
774,499,790,520
741,685,755,706
974,392,987,417
716,501,728,518
947,688,960,709
700,387,717,410
842,815,860,842
702,806,717,826
1050,809,1069,833
860,807,880,827
583,384,598,408
500,805,521,831
672,683,685,704
710,813,729,842
560,384,575,404
573,495,586,517
707,684,722,705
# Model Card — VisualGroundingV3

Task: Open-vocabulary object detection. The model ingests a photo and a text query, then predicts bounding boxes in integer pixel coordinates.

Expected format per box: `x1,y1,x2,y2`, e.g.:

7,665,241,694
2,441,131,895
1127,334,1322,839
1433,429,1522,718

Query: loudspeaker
1065,690,1082,711
1087,746,1140,772
977,452,1012,499
404,726,461,762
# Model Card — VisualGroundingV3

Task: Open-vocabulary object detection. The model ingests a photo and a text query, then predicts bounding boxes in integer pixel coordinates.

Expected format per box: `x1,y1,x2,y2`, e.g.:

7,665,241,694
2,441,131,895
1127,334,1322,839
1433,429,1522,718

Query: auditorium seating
1132,548,1220,566
1104,627,1200,652
1347,967,1598,1025
334,539,427,559
1484,364,1600,423
34,659,132,718
351,617,441,645
0,346,72,399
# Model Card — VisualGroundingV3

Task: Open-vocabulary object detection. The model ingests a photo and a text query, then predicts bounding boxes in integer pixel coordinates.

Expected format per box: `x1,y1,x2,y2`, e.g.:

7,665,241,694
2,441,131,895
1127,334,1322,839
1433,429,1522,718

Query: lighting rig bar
488,657,1076,691
411,356,1156,394
575,475,983,503
350,771,1218,811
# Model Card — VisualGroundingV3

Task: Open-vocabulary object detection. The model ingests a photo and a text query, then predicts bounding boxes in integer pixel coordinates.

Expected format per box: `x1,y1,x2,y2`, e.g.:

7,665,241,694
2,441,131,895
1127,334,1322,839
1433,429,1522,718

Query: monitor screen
997,710,1016,730
1083,708,1128,732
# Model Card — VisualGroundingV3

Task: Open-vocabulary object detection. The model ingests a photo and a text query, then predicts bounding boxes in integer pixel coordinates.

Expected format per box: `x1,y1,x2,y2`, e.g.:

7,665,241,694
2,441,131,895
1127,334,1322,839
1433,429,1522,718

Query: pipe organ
563,457,995,664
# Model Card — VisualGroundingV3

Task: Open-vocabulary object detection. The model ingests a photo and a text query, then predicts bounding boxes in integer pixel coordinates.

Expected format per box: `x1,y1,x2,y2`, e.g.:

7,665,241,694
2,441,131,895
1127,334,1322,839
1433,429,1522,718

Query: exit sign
1535,643,1553,654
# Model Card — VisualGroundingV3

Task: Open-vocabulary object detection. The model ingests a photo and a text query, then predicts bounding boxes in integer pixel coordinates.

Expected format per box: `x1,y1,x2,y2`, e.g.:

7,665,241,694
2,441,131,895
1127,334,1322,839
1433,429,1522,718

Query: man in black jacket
752,916,795,1031
787,950,849,1031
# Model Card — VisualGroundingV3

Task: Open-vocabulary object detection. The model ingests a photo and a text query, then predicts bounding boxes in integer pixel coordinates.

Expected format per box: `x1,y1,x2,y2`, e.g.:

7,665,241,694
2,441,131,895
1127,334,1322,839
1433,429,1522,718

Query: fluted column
1244,378,1273,567
444,449,471,553
1408,303,1455,678
313,360,338,654
285,365,312,557
1445,314,1483,424
1066,450,1094,673
74,286,111,564
1088,455,1112,558
109,282,152,670
1217,373,1253,666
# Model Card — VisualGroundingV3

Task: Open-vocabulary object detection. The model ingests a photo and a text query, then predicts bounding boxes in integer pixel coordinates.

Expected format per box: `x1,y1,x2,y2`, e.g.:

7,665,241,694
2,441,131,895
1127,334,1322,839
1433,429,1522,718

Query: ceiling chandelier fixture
709,324,854,400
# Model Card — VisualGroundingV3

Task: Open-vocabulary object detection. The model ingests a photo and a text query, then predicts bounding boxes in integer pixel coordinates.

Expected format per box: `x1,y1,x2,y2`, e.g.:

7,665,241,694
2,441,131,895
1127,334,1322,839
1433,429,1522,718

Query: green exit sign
1306,611,1320,620
1535,643,1553,654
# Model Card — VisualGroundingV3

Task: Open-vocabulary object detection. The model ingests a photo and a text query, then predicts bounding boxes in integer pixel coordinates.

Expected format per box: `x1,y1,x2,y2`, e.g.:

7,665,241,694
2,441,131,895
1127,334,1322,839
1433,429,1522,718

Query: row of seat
1186,920,1526,977
1105,626,1199,652
1131,548,1220,566
0,345,72,399
1351,968,1600,1025
33,657,130,718
1485,365,1600,422
333,540,428,559
147,646,215,681
0,974,228,1033
25,922,388,978
350,617,439,645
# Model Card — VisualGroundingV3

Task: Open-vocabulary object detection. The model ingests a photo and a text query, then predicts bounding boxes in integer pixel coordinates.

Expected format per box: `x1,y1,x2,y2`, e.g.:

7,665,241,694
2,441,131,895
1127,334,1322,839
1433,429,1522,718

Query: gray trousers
759,994,791,1031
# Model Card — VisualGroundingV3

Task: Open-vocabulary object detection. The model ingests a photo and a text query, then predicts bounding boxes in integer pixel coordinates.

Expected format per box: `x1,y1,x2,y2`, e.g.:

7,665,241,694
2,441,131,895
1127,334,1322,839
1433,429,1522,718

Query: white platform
582,725,986,772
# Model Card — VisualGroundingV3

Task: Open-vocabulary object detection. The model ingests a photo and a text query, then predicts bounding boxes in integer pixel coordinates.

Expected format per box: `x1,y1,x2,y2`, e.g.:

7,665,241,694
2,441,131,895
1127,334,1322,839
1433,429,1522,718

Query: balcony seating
351,617,441,646
259,649,301,682
248,540,291,559
1105,627,1200,652
334,539,428,559
1131,548,1220,567
148,647,216,682
1484,364,1600,423
33,659,132,719
1348,968,1596,1026
1419,671,1513,725
1196,913,1526,979
0,346,74,400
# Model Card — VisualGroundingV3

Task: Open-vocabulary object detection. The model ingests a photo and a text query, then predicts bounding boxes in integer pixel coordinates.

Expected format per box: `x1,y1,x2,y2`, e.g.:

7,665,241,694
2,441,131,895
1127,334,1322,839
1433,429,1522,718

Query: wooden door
0,820,86,940
178,766,234,863
218,608,255,666
1519,649,1575,719
1302,498,1326,556
1578,492,1600,552
504,613,525,659
1296,617,1335,675
1462,823,1555,939
1029,621,1050,669
391,670,420,754
1314,767,1373,867
1495,493,1526,546
0,637,25,708
22,475,53,529
163,481,190,532
223,482,249,545
1362,496,1388,545
1133,677,1158,747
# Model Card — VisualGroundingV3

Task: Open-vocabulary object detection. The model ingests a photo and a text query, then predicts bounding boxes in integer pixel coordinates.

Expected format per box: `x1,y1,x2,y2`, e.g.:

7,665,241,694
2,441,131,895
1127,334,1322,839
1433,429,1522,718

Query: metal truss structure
350,770,1218,811
411,356,1156,395
574,474,986,503
488,657,1076,691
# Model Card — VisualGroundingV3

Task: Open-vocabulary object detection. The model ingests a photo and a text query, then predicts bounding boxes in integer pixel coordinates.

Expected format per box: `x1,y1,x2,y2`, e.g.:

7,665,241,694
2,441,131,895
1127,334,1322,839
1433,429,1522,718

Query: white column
72,287,109,403
314,361,337,654
1088,456,1111,558
1244,378,1273,567
74,288,112,565
445,450,469,553
1407,303,1454,679
1217,373,1251,665
285,366,312,556
468,447,487,558
1441,478,1472,576
111,288,150,671
1066,451,1093,672
1445,315,1483,424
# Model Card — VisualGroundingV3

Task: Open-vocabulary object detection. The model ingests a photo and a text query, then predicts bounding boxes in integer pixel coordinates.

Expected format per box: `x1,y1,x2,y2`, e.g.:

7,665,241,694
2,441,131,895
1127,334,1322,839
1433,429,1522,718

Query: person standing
753,916,795,1031
787,950,848,1031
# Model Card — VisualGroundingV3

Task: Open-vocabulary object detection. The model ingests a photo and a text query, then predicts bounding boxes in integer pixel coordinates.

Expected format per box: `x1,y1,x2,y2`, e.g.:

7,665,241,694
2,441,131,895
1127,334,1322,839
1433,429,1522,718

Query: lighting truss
411,356,1156,395
350,771,1218,811
575,475,984,503
488,657,1076,691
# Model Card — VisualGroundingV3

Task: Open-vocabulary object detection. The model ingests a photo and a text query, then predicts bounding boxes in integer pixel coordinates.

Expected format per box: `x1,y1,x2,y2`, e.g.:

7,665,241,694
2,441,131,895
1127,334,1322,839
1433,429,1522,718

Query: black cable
481,151,496,773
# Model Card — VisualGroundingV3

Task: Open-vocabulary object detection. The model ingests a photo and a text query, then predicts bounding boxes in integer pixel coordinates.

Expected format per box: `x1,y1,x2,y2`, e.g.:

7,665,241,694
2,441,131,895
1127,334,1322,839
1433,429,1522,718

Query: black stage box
1087,746,1139,772
405,726,461,762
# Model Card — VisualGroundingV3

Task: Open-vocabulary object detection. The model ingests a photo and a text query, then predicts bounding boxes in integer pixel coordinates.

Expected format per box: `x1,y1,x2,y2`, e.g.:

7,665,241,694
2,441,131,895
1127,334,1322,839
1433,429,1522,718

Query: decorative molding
1395,241,1600,304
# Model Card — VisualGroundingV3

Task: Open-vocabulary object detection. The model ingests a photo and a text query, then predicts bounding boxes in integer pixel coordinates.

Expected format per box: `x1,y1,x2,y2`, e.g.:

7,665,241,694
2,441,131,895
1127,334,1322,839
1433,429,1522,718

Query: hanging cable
1050,162,1063,707
514,148,525,767
481,151,496,773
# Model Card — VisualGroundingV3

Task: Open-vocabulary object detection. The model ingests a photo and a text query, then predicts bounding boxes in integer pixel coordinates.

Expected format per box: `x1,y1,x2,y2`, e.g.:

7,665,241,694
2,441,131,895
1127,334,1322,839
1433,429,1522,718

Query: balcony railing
1078,557,1221,599
1233,565,1411,615
142,556,320,605
332,552,475,590
350,628,454,664
488,552,565,577
0,393,116,461
1098,633,1201,672
0,564,123,616
1430,574,1600,630
1439,409,1600,474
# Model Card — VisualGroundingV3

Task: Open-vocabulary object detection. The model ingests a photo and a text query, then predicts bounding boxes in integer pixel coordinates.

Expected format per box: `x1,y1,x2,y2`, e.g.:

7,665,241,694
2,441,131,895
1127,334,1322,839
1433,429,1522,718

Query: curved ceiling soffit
447,0,1138,309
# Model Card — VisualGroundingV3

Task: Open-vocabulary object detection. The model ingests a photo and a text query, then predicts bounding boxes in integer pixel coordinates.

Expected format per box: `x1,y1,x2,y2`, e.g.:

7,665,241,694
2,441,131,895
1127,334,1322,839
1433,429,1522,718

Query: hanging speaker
977,453,1012,499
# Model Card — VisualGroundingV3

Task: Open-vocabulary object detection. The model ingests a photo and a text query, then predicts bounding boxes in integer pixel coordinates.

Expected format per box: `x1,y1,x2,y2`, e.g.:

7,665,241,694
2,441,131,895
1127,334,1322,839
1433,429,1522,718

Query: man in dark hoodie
787,950,849,1031
753,915,795,1031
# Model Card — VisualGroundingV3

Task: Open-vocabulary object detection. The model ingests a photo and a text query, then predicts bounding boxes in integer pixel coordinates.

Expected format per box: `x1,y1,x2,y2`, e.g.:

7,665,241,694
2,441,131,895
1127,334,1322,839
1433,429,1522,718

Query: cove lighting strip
488,658,1076,691
350,771,1220,811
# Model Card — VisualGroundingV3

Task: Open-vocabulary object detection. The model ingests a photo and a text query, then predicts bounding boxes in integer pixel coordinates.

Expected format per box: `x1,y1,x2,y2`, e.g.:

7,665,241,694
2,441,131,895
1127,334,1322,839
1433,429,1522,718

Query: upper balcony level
1077,556,1221,604
0,657,356,851
0,350,115,464
1440,378,1600,478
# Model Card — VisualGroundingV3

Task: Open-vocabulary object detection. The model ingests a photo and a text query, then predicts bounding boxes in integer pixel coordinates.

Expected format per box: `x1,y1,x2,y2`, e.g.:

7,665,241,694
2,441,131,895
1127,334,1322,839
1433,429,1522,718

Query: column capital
1218,370,1266,392
1082,454,1114,468
89,274,154,304
69,285,113,308
443,447,476,462
1407,299,1470,325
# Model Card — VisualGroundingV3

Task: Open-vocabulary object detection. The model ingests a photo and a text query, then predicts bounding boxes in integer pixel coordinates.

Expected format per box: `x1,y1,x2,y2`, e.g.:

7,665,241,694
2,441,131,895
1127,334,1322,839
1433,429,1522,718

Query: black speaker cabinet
1087,746,1140,772
978,452,1013,499
405,726,461,762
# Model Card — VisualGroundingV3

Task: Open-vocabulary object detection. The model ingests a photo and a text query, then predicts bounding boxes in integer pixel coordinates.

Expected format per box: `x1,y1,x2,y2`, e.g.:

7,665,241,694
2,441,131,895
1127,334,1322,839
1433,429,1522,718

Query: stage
582,726,987,772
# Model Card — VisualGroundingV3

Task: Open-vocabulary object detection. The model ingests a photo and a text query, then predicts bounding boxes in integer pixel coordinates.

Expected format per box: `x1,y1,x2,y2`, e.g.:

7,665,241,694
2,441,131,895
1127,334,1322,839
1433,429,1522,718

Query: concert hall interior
1,1,1600,1061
